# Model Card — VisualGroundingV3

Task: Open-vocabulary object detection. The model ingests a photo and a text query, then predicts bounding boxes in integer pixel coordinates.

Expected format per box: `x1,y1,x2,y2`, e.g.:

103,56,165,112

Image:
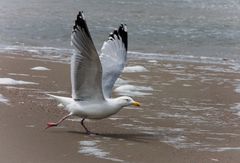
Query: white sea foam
128,51,236,65
162,136,186,146
42,90,68,94
183,84,192,87
31,66,50,71
123,65,148,73
80,146,109,159
158,112,189,119
114,78,129,86
121,123,134,127
0,94,9,104
79,140,123,162
195,65,239,74
235,83,240,94
114,84,153,96
80,140,98,146
230,64,240,71
148,60,158,63
214,147,240,152
0,78,37,85
5,86,40,91
108,117,122,121
57,103,64,108
25,125,35,128
211,158,219,162
230,103,240,116
8,73,30,76
32,75,47,78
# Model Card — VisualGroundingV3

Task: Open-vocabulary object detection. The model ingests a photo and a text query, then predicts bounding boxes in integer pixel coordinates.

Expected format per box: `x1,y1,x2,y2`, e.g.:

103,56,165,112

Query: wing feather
100,24,128,98
71,11,104,101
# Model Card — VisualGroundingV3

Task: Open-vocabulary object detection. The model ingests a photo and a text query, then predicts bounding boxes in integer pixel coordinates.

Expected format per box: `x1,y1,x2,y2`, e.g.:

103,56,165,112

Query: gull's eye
125,99,130,102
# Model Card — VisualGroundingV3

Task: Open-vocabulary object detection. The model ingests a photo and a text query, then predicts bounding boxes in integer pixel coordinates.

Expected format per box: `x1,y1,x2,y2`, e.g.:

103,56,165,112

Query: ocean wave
0,45,239,67
128,51,238,65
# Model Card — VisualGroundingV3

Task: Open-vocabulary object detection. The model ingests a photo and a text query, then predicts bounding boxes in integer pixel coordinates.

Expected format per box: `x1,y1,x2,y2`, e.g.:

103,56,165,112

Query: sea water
0,0,240,60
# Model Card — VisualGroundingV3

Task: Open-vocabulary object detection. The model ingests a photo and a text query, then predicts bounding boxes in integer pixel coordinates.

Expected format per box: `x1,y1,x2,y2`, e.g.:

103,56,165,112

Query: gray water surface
0,0,240,59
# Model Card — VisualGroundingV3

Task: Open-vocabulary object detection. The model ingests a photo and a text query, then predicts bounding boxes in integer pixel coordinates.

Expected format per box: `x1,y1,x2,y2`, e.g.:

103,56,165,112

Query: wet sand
0,53,240,163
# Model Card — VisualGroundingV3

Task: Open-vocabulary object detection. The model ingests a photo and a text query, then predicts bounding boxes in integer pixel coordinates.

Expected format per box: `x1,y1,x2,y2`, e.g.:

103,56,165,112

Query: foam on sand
31,66,50,71
0,94,9,104
230,103,240,116
235,82,240,94
8,73,30,77
148,60,158,63
214,147,240,152
0,78,38,85
114,78,129,86
79,140,123,162
114,84,153,96
123,65,148,73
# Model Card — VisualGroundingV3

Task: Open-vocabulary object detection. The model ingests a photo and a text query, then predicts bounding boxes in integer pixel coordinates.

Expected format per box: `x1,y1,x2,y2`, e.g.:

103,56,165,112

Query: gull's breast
70,101,120,119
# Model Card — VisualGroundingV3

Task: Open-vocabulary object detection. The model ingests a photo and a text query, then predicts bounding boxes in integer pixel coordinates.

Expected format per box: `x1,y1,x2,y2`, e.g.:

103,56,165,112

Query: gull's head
116,96,140,107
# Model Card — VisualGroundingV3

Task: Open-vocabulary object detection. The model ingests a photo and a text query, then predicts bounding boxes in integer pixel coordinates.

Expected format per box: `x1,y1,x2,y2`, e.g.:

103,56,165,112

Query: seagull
46,11,140,134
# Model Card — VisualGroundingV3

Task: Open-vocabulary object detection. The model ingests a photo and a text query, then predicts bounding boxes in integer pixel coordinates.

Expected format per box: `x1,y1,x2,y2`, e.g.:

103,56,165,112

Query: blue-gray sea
0,0,240,60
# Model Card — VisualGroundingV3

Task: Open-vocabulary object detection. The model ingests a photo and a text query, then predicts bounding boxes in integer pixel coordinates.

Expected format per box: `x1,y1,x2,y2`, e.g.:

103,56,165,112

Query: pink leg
46,113,72,129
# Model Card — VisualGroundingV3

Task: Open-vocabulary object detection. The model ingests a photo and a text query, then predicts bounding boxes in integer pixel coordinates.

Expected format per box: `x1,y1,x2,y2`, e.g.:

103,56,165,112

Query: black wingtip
108,24,128,50
118,24,128,50
72,11,91,38
109,29,120,39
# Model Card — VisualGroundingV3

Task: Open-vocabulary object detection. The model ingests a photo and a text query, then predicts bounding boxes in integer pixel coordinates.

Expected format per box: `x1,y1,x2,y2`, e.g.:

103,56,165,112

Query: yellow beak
132,101,141,107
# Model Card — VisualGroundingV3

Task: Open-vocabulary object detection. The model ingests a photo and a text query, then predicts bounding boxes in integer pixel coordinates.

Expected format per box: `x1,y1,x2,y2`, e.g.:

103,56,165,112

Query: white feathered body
48,94,122,119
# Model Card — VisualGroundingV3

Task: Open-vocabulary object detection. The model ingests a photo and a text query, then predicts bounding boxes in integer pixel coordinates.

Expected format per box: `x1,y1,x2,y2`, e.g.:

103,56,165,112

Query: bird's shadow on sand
66,130,159,143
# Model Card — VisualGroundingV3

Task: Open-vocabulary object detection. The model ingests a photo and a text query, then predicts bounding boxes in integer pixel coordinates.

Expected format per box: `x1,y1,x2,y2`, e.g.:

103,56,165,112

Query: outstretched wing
100,24,128,98
71,11,104,101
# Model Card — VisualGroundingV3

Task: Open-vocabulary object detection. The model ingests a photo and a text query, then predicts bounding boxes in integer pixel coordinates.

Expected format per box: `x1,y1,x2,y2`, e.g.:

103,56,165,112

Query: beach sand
0,53,240,163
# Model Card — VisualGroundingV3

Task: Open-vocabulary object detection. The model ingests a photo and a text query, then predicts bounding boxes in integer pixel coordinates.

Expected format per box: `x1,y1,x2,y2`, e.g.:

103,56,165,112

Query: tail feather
46,94,73,108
